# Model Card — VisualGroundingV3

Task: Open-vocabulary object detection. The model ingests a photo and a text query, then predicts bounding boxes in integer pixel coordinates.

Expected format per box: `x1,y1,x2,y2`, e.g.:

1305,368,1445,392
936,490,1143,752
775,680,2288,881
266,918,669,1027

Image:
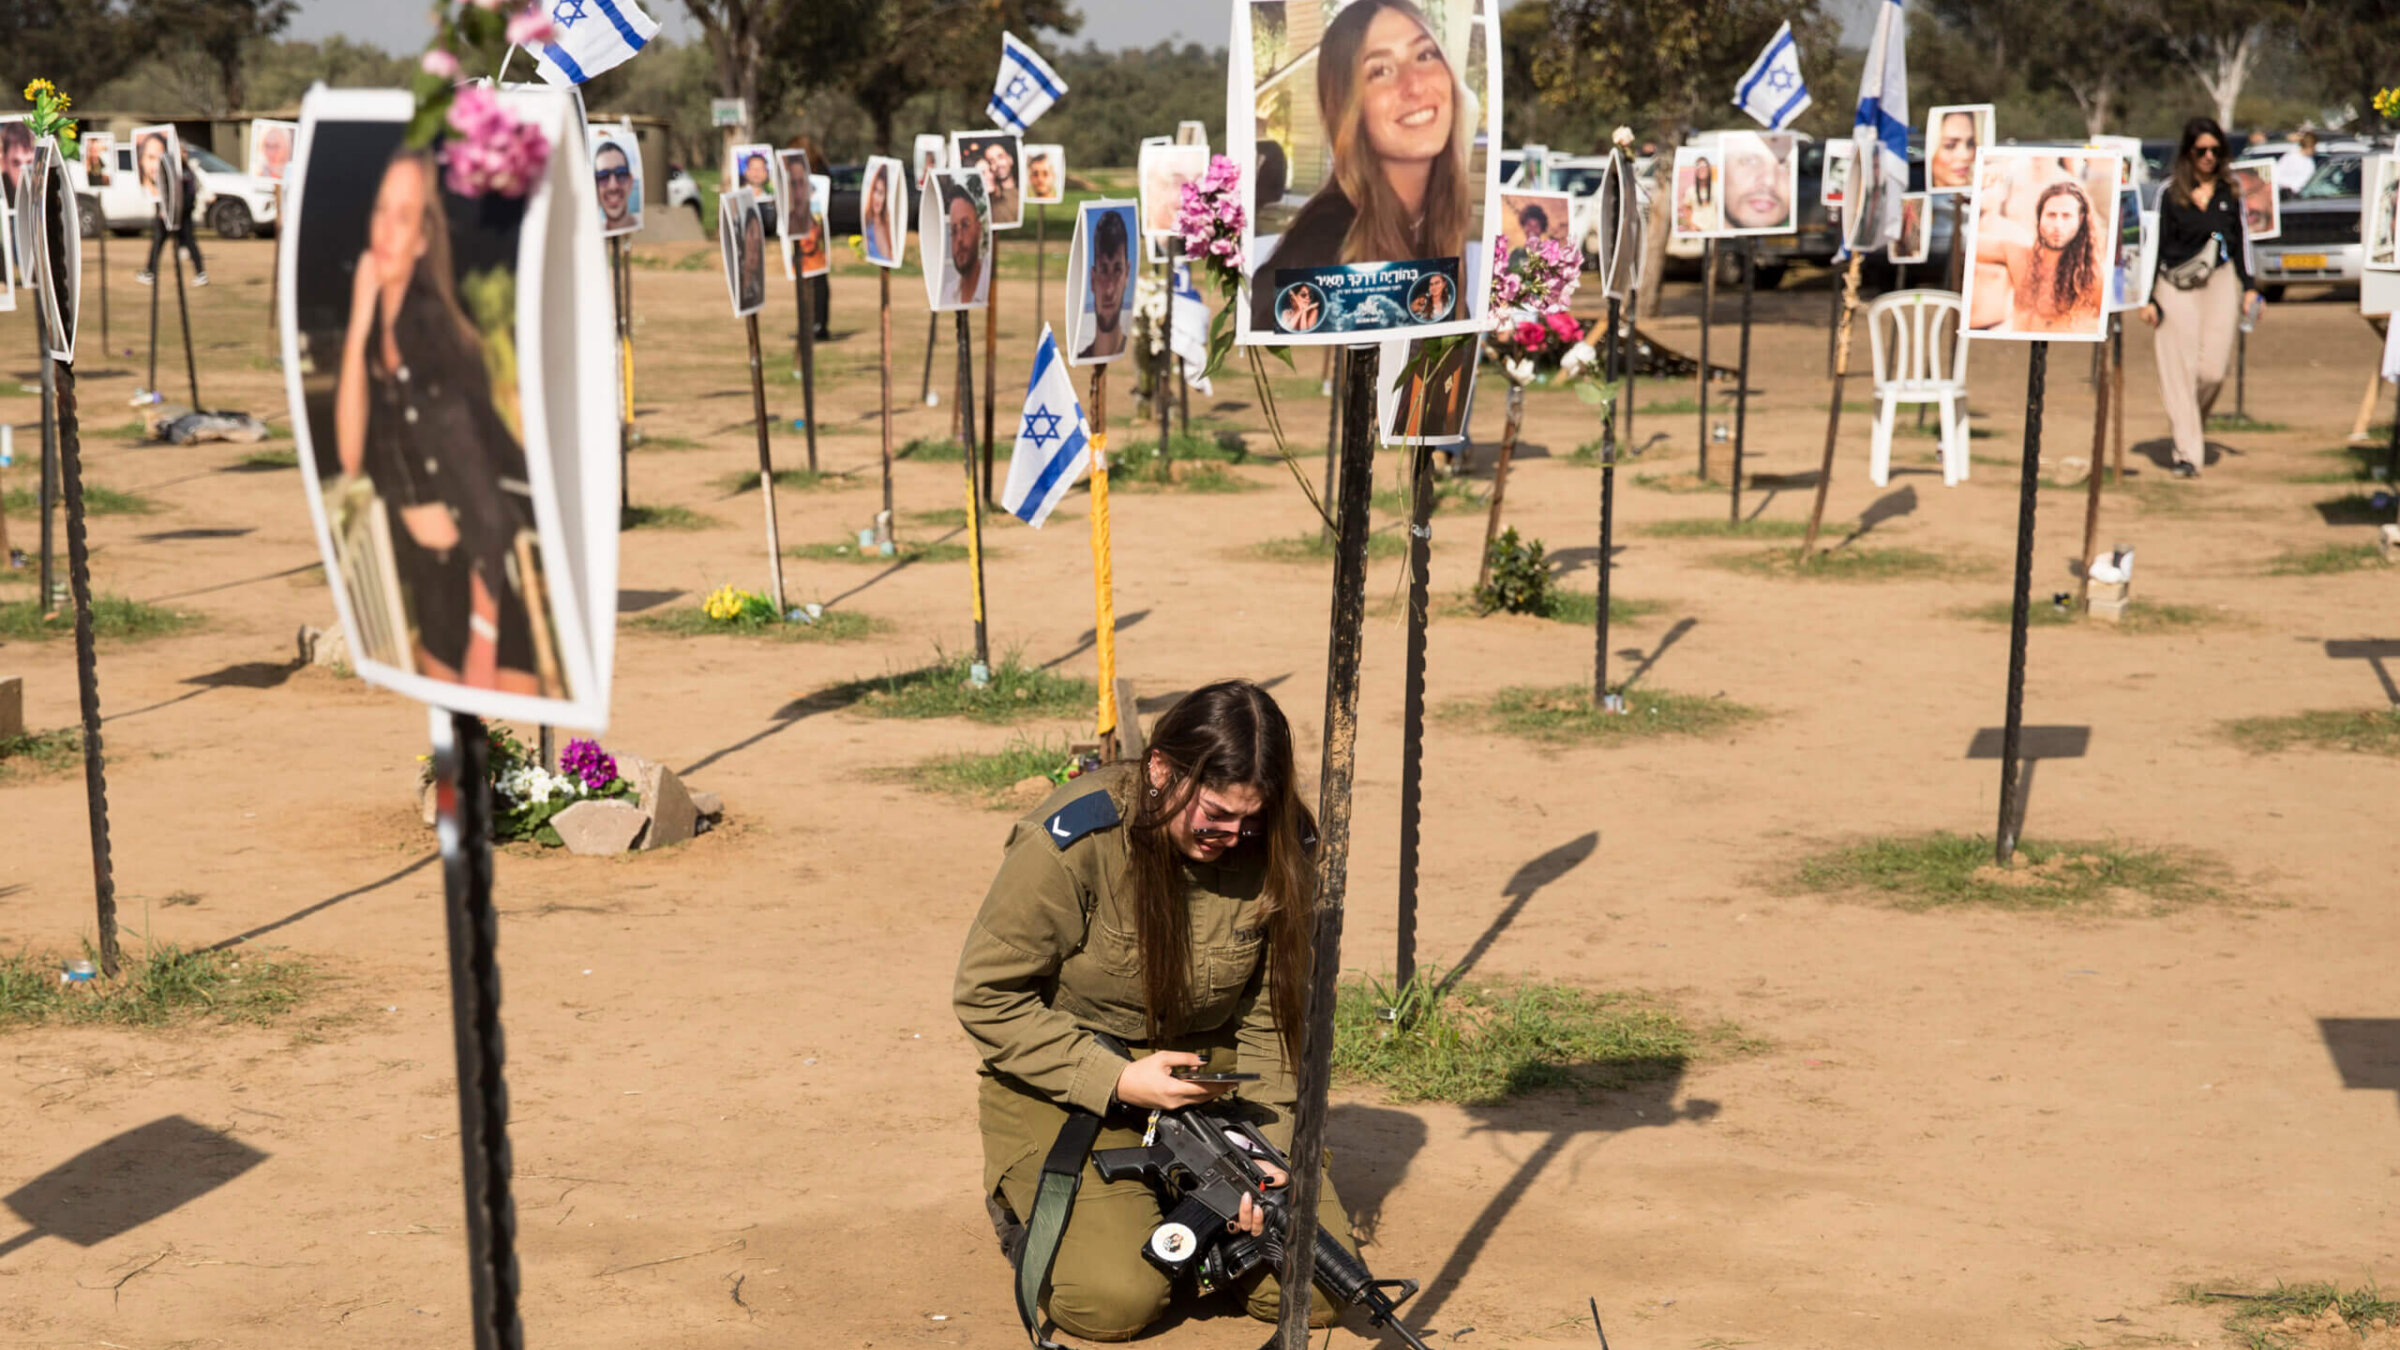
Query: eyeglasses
1188,800,1264,844
2193,143,2221,158
596,167,633,183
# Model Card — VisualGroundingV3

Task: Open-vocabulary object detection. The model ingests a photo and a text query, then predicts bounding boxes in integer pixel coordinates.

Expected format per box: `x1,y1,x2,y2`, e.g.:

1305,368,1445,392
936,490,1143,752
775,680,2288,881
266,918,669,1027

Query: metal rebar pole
2235,325,2246,420
1800,257,1864,558
879,269,894,543
1396,440,1433,992
958,311,989,669
1730,241,1755,524
1698,241,1714,480
38,305,57,610
1322,347,1343,542
920,312,939,407
173,244,198,409
982,247,998,504
1996,341,2048,865
146,221,160,395
2110,317,2126,484
1275,343,1379,1350
744,313,787,615
55,361,118,977
1622,286,1638,449
796,265,820,474
433,711,526,1350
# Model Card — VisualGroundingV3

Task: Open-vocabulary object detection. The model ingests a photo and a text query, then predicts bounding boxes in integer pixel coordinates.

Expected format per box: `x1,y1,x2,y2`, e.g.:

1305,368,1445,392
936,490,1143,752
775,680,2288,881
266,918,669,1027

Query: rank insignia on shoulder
1044,790,1120,850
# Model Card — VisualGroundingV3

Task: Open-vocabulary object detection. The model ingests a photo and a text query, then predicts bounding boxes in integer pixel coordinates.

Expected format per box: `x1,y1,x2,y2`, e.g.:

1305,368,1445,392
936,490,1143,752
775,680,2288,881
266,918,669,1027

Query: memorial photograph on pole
248,118,296,182
1925,103,1992,193
1890,191,1929,264
922,168,992,312
952,131,1024,230
1064,199,1137,364
1022,143,1064,205
860,155,907,267
1961,146,2121,342
1137,140,1208,261
277,87,617,729
1377,335,1478,444
913,132,946,186
720,187,765,315
591,121,642,237
1230,0,1502,345
2229,155,2279,241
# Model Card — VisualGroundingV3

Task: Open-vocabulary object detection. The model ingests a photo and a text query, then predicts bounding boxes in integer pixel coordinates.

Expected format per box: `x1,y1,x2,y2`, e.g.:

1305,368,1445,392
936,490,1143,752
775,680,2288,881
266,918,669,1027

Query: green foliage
1788,832,2222,912
1710,546,1969,580
896,437,968,463
0,726,80,781
788,538,968,564
0,944,313,1029
1638,516,1813,539
1251,530,1407,563
2185,1282,2400,1350
826,655,1094,725
1371,477,1483,517
905,735,1086,807
2266,543,2386,576
0,595,195,641
235,448,298,471
1333,970,1712,1105
1446,684,1763,745
2221,707,2400,757
2,482,156,515
621,504,719,530
1954,598,2224,632
715,466,846,493
1476,527,1553,615
630,606,878,643
1533,591,1664,626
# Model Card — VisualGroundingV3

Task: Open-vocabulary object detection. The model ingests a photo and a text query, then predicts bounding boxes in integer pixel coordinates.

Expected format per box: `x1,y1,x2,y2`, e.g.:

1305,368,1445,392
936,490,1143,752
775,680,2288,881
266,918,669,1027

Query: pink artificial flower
1513,320,1546,351
506,6,558,46
420,47,461,79
468,0,507,9
443,85,551,199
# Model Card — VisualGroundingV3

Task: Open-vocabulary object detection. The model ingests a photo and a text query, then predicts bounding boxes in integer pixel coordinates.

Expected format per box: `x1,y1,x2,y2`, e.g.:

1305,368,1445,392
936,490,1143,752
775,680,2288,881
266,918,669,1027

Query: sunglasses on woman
2193,142,2221,159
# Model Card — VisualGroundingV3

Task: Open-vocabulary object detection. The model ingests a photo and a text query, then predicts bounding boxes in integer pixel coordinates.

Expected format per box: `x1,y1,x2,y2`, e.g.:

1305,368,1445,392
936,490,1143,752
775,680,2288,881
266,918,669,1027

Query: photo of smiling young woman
1926,105,1993,194
1236,0,1498,343
861,156,906,268
1671,147,1722,237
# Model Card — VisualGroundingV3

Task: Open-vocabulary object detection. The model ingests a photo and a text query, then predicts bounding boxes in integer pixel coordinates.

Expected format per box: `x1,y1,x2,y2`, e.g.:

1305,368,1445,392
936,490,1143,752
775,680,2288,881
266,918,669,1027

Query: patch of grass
2,482,157,515
0,726,79,781
2220,707,2400,757
1332,970,1730,1105
1442,684,1762,745
95,418,151,441
827,655,1095,724
904,735,1079,807
1372,477,1484,516
1954,598,2224,633
2185,1282,2400,1350
1251,529,1409,563
2265,543,2386,576
2285,443,2385,485
1895,419,1995,440
1533,591,1664,626
909,507,967,528
0,944,314,1028
234,447,297,471
621,503,719,530
1638,516,1813,539
628,606,878,643
715,467,846,494
789,538,968,564
639,433,704,451
2205,411,2286,432
1631,470,1723,494
1112,431,1250,468
1787,831,2221,913
896,436,968,463
1112,459,1256,493
1708,545,1969,581
0,595,196,641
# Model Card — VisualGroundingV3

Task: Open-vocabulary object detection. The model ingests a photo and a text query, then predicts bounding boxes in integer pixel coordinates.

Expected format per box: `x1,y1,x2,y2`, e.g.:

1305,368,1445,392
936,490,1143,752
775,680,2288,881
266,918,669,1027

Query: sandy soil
2,232,2396,1350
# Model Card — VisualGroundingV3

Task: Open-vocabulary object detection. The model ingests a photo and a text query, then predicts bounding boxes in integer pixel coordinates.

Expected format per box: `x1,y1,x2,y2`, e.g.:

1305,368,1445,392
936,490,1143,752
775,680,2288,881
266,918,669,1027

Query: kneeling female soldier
955,680,1356,1341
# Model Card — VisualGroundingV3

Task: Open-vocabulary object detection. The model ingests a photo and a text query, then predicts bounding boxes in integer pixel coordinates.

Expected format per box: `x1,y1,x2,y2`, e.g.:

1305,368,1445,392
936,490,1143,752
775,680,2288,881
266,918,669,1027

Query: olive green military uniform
955,767,1354,1342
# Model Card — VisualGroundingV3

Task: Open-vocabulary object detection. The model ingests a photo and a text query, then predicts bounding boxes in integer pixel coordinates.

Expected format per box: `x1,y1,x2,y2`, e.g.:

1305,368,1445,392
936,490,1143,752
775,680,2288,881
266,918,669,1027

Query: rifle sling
1015,1108,1104,1349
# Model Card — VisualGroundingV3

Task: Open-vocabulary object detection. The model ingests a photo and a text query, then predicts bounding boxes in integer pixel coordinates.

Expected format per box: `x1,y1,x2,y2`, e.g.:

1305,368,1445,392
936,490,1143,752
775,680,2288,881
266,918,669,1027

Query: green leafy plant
1476,527,1552,615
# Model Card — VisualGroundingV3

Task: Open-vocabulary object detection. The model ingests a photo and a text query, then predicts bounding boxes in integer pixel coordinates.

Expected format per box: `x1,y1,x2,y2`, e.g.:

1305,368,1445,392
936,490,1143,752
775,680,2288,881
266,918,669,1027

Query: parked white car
70,142,279,239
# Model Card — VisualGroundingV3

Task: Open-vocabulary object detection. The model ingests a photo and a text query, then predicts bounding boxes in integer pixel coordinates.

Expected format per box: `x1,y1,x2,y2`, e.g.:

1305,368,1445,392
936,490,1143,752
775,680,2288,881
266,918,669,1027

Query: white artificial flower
1559,342,1597,380
1504,356,1536,386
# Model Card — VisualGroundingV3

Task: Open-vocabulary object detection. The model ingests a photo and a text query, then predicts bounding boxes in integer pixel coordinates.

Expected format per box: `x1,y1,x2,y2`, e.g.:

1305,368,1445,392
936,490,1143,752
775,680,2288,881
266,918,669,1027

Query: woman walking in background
2141,117,2258,479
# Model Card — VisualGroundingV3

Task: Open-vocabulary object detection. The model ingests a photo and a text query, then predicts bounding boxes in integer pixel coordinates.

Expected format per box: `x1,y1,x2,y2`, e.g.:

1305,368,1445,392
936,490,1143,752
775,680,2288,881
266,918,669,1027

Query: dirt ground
2,230,2396,1350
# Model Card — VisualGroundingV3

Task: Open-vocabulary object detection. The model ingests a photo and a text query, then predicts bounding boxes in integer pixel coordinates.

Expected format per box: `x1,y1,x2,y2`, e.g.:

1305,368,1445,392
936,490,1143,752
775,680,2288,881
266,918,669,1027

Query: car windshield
190,148,237,174
2299,156,2360,199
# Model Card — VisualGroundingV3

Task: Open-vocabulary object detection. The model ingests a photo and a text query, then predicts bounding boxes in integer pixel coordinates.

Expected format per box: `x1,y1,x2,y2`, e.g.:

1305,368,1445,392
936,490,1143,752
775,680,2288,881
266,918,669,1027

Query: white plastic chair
1865,289,1971,487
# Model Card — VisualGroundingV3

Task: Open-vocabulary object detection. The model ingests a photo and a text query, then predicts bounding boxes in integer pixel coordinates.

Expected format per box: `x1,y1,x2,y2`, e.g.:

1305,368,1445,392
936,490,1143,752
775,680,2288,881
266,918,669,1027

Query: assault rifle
1093,1105,1434,1350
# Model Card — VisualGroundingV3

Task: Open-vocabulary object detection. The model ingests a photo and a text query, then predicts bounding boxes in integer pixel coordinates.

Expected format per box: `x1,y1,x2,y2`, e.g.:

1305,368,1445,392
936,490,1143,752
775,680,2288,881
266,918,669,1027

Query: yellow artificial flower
23,79,54,101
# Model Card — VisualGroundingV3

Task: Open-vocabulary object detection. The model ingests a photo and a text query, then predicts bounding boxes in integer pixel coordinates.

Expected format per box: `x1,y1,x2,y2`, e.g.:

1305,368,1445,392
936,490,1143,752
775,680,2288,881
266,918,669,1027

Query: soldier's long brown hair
1124,681,1314,1075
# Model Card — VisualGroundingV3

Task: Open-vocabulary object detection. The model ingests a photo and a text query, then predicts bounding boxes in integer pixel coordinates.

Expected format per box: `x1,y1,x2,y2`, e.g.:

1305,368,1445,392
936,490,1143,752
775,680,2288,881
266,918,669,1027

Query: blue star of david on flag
1732,20,1812,131
531,0,658,86
988,30,1067,132
1001,327,1091,529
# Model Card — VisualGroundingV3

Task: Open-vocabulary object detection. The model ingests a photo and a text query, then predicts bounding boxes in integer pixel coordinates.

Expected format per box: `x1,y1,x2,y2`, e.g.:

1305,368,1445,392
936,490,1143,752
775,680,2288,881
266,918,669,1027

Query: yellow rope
1090,431,1116,739
964,473,987,627
620,334,634,425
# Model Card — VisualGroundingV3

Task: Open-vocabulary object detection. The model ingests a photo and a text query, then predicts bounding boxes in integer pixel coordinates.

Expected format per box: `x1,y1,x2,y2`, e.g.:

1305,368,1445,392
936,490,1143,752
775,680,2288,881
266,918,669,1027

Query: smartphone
1170,1067,1261,1083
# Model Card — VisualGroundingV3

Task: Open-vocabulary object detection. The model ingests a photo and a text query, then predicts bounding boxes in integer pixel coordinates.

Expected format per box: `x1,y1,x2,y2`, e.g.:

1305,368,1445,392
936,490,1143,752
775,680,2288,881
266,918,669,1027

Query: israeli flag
988,31,1068,132
1732,21,1811,130
1170,260,1213,396
1002,326,1090,529
532,0,660,86
1843,0,1909,256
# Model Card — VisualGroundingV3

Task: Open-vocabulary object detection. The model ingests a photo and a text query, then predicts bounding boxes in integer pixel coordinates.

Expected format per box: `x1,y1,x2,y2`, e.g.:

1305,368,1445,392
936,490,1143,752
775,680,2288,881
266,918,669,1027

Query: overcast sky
288,0,1870,61
285,0,1240,56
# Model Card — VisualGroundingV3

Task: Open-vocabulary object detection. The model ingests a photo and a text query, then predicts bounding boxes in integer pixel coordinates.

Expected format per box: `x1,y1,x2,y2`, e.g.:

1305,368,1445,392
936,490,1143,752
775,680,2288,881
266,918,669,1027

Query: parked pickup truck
70,142,279,239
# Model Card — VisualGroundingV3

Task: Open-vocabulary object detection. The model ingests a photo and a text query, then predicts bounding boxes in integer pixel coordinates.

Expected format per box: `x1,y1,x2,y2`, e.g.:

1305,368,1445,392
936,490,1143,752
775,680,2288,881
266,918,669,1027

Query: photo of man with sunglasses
594,132,642,237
